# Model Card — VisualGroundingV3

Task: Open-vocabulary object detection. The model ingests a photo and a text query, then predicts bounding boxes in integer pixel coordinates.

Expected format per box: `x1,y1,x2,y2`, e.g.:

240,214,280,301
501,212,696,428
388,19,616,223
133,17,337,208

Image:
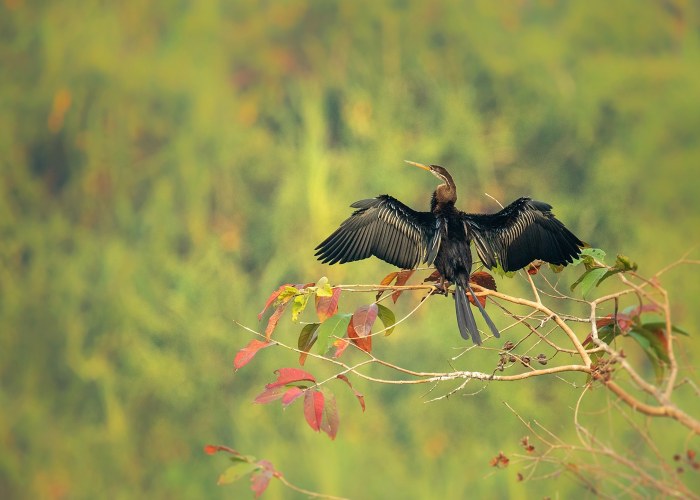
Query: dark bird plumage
315,162,584,344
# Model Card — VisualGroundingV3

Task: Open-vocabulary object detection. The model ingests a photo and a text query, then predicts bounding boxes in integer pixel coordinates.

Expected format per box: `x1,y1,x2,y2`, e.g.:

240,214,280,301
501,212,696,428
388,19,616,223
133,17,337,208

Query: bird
315,161,584,344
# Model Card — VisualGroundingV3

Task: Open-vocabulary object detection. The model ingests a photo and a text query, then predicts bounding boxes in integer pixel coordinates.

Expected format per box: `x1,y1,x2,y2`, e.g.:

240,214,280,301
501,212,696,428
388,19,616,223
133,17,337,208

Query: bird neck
431,183,457,211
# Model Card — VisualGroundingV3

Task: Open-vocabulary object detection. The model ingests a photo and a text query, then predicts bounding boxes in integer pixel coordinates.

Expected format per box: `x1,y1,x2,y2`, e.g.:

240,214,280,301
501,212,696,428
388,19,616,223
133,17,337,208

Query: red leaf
304,390,324,432
337,374,366,412
264,302,288,340
469,271,496,307
281,387,304,407
234,340,271,370
594,313,632,333
352,304,378,336
315,288,341,322
468,295,485,307
423,270,442,283
258,284,292,321
392,269,415,303
526,263,541,275
320,390,339,440
266,368,317,389
250,461,275,499
348,304,377,353
254,386,287,404
470,271,497,291
627,304,662,316
595,315,615,329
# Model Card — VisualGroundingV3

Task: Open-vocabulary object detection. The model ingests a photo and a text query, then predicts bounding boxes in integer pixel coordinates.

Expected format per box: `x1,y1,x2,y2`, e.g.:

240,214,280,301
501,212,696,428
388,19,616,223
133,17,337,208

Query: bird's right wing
315,195,440,269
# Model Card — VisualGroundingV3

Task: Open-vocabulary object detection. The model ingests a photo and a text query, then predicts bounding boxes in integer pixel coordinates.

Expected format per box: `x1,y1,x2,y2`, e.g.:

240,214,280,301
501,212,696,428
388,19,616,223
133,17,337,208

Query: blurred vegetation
1,0,700,498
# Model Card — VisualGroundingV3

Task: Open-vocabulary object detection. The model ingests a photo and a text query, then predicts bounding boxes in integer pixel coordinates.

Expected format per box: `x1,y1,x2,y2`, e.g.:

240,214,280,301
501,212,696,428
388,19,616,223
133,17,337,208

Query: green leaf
298,323,320,364
277,285,299,303
582,247,606,259
641,321,690,336
491,262,516,278
597,323,620,344
376,304,396,336
580,247,606,261
628,329,666,381
629,324,670,364
570,267,608,298
291,293,310,321
614,254,638,272
298,323,320,351
549,263,565,273
628,329,653,352
217,463,256,485
596,254,639,286
597,269,623,286
571,247,607,270
314,313,352,354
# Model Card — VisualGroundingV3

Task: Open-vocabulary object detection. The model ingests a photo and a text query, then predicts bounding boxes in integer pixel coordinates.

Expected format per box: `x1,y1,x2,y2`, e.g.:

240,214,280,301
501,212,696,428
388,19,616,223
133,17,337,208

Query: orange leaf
204,444,220,455
392,269,415,303
264,302,288,340
258,284,292,321
315,288,341,322
380,271,399,286
333,338,351,359
233,339,270,370
376,271,399,300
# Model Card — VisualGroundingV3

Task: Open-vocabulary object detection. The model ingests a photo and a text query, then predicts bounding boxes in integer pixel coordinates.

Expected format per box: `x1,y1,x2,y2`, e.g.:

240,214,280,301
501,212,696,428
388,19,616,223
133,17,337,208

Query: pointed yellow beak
404,160,431,171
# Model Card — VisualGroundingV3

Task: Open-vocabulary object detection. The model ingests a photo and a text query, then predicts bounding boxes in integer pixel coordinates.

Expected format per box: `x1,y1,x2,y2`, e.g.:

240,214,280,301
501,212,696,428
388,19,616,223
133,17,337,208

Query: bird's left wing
315,195,440,269
462,197,584,272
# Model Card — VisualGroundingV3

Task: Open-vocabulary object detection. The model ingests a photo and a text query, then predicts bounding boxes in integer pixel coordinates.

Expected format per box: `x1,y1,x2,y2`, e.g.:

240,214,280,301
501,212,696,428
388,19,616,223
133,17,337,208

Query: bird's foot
431,278,451,296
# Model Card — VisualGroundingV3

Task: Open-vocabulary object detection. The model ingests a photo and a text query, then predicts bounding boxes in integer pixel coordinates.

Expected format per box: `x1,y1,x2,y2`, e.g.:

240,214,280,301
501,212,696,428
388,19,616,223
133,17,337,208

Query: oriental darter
315,161,584,344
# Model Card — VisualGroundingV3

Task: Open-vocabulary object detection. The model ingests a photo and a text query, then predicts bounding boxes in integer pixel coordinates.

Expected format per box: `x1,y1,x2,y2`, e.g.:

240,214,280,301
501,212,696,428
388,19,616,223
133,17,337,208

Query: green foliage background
2,1,700,498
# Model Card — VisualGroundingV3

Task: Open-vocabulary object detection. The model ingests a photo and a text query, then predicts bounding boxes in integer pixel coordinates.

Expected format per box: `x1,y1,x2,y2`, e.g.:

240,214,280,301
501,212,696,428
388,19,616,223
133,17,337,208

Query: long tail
454,282,500,345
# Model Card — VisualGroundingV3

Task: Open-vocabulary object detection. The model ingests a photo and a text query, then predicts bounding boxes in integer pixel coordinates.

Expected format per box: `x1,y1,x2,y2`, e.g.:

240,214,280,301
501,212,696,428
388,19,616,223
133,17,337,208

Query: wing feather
315,195,439,269
463,197,584,272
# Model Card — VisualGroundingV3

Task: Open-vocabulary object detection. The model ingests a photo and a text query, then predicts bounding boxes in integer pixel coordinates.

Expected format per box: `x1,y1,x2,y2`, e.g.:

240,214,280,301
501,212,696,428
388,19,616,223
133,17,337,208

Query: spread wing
315,195,441,269
463,197,584,272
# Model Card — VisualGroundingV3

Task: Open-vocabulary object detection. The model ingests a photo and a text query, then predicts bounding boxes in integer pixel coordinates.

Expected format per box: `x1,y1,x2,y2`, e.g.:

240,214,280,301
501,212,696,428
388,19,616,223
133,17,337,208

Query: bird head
404,160,454,187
